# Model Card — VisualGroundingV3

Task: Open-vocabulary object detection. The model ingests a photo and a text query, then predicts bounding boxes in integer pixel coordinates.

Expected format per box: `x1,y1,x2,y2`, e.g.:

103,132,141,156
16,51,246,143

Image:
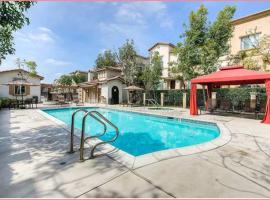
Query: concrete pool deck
1,104,270,197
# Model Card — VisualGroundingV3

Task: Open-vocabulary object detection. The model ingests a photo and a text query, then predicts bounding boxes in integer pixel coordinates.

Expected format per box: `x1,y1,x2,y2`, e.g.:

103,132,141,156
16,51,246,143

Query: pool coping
37,106,231,169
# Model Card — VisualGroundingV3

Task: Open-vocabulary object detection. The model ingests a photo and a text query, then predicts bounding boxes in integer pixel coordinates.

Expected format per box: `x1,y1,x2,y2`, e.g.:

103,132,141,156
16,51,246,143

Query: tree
24,60,37,76
15,58,37,79
173,5,236,81
56,75,73,98
0,2,35,64
141,52,162,92
95,50,117,68
57,75,73,86
71,73,87,84
117,39,139,85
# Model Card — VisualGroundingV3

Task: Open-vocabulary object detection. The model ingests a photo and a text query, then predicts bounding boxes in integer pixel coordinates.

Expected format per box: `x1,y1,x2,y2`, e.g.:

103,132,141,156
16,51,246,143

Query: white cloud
38,27,53,34
45,58,72,67
115,5,145,25
114,2,173,28
15,26,55,43
99,22,138,34
98,2,173,52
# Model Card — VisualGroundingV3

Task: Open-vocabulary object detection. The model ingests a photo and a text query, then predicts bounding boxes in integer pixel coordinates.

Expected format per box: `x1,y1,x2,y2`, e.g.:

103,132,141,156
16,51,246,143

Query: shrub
0,97,11,108
146,87,267,112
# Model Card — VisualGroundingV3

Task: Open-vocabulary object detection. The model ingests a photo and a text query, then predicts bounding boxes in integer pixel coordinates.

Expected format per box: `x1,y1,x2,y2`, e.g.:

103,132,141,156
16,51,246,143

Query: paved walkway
0,105,270,198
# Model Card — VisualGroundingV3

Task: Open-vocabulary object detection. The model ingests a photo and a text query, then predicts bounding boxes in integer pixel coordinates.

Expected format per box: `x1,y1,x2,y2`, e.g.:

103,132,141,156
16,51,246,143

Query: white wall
107,80,126,103
100,84,108,103
88,71,94,81
0,71,42,101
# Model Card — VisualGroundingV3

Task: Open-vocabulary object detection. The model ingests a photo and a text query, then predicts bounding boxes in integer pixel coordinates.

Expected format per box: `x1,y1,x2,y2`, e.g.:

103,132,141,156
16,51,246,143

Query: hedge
146,87,267,112
0,97,11,108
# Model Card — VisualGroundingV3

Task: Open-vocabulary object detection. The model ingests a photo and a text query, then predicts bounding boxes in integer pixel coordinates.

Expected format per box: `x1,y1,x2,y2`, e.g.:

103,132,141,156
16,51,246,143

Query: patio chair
32,96,38,108
57,95,65,106
24,98,33,109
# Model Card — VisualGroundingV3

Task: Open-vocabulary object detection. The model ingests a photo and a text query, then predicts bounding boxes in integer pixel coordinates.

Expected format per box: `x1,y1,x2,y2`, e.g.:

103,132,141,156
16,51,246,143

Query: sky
1,1,270,83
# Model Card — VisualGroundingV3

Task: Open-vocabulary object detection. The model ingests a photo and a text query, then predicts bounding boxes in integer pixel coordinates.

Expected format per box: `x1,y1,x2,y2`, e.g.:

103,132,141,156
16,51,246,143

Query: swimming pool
43,107,220,156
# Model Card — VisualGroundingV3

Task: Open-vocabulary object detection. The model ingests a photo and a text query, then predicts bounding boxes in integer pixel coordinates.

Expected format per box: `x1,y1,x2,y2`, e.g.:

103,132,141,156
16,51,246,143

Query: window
241,33,260,50
15,85,26,95
98,71,106,79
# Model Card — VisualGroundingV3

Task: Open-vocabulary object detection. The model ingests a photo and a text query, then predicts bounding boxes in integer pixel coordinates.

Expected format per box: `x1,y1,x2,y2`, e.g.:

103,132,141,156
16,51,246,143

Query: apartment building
221,9,270,71
148,42,184,90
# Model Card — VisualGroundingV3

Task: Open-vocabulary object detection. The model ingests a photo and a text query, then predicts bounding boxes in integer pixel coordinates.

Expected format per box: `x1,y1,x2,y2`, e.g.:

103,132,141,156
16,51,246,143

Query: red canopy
190,65,270,124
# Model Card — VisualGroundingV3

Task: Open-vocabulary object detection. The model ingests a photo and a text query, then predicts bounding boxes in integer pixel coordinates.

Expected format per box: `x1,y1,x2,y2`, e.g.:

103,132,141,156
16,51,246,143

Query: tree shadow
0,109,128,198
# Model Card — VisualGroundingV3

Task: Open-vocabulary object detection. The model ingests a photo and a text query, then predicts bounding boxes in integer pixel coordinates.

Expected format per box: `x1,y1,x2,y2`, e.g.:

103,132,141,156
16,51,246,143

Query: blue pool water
43,107,220,156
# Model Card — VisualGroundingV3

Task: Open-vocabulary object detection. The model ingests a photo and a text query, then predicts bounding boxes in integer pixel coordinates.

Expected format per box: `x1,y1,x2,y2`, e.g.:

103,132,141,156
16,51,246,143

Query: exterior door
111,86,119,104
170,80,176,89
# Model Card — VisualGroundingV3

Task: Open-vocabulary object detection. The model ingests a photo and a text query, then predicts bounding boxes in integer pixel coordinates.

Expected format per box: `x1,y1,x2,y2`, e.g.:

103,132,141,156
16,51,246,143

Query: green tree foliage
57,75,73,86
0,2,35,64
71,73,87,84
142,52,162,91
95,50,117,68
15,58,38,79
24,60,37,77
173,5,236,80
117,39,139,85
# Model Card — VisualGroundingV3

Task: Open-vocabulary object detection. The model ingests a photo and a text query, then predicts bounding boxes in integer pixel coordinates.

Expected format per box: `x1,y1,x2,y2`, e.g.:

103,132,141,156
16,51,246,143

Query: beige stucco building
0,69,44,101
148,42,184,90
79,67,127,104
221,9,270,71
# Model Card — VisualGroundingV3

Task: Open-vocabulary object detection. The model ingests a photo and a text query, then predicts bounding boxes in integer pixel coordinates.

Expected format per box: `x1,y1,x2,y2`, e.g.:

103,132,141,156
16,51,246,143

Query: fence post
212,92,217,108
143,93,146,106
250,92,256,111
183,92,187,108
161,93,164,107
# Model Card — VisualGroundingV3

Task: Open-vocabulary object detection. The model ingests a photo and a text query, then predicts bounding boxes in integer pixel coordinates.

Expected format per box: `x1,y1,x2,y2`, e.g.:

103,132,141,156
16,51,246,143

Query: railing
145,98,160,107
69,109,107,154
79,110,119,161
69,109,88,153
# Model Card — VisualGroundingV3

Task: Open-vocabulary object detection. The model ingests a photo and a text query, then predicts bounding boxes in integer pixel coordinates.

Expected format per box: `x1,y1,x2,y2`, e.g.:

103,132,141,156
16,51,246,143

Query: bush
146,87,267,112
0,97,11,108
214,87,266,112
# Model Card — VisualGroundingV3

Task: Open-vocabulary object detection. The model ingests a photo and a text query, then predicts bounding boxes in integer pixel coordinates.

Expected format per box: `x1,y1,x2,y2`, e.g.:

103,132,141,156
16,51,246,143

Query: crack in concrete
215,178,269,198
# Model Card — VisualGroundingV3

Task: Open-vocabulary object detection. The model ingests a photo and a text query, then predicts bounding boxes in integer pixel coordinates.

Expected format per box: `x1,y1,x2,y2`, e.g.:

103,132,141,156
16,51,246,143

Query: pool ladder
145,99,160,107
69,109,119,161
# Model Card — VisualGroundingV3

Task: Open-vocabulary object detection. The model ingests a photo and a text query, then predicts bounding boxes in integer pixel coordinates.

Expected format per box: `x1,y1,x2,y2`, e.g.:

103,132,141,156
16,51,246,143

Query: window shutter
26,86,30,95
9,85,14,96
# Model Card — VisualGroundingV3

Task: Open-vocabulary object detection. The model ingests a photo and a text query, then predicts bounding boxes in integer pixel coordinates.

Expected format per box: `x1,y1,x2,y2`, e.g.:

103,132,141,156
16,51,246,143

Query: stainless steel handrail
84,113,107,141
146,98,159,107
89,111,119,159
69,109,88,153
80,111,119,161
69,109,106,153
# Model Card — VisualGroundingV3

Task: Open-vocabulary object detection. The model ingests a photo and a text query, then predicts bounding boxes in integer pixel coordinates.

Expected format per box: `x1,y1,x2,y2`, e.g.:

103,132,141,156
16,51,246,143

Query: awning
189,65,270,124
